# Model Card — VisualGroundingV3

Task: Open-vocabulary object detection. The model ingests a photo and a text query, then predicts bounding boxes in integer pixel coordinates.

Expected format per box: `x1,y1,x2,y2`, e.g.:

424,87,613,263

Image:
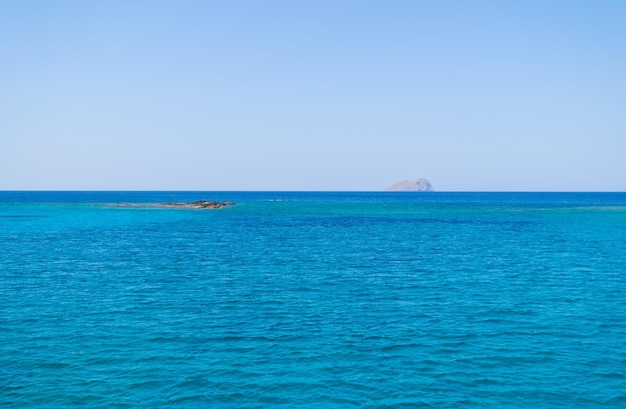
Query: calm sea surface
1,191,625,408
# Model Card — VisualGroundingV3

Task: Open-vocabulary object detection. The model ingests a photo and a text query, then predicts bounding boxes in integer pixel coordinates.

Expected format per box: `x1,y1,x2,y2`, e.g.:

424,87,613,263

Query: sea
1,191,625,408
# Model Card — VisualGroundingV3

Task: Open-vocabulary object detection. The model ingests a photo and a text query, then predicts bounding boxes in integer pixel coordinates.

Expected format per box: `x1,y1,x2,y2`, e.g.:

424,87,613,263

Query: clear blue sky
1,0,625,191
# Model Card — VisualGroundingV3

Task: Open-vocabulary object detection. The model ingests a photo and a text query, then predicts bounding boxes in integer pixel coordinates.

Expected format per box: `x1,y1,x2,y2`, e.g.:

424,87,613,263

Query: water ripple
1,192,626,407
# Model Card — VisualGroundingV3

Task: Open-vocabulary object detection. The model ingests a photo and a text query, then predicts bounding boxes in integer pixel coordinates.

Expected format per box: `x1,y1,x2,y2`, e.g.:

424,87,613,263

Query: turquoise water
1,191,625,408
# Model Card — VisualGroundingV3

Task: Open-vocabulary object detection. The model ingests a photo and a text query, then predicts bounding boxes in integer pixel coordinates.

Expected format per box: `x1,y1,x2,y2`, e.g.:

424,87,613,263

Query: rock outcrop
384,178,434,192
114,201,235,209
158,201,235,209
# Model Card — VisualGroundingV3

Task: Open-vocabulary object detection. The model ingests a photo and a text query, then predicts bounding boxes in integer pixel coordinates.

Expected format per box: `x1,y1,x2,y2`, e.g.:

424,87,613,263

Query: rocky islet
157,200,235,209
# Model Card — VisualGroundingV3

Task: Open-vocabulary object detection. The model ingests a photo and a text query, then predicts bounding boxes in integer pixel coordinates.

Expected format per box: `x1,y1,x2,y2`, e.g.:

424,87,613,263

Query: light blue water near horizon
1,191,625,408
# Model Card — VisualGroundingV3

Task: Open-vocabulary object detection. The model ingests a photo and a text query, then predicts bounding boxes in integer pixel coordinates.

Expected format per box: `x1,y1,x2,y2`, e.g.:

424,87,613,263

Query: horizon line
1,189,625,193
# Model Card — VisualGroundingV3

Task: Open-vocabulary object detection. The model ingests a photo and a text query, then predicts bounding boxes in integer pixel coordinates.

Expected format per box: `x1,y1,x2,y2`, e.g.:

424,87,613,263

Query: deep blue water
1,191,625,408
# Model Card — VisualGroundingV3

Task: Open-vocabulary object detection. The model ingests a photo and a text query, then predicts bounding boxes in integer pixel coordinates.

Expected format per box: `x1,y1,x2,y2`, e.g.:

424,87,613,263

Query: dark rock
157,201,235,209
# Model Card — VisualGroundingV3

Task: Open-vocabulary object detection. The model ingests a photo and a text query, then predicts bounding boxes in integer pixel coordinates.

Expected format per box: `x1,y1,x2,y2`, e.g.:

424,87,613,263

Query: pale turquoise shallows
1,192,625,408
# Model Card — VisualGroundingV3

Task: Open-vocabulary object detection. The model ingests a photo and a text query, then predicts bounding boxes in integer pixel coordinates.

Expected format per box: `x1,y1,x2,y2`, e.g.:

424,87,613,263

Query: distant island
384,178,434,192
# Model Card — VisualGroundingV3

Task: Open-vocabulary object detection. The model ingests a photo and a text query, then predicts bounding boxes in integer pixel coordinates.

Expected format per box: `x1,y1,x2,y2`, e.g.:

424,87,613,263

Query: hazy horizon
2,1,625,192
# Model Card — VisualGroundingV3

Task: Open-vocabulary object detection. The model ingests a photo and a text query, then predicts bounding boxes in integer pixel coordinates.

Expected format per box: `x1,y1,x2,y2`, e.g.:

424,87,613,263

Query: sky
1,0,625,191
